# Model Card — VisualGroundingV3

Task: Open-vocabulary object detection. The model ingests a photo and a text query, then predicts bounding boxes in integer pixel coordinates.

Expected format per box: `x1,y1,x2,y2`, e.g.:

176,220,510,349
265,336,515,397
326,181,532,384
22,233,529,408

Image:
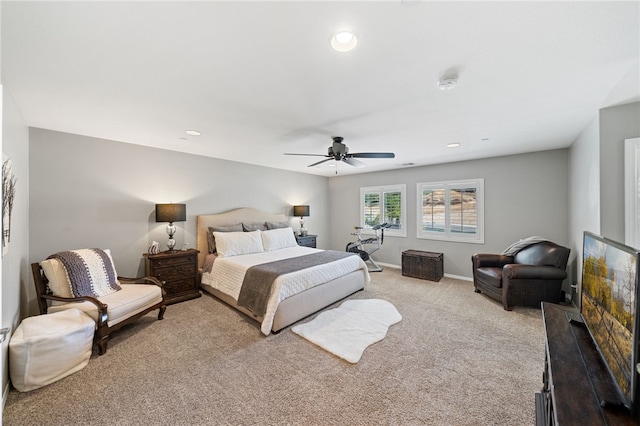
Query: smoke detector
437,74,459,90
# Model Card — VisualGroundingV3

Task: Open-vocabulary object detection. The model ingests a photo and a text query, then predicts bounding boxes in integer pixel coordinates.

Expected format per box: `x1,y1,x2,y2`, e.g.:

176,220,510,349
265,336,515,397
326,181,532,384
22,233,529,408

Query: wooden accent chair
471,241,570,311
31,261,166,355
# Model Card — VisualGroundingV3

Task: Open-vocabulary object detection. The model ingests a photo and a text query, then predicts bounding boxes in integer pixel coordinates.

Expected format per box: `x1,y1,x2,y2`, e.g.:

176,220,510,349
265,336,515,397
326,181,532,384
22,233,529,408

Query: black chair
471,241,570,310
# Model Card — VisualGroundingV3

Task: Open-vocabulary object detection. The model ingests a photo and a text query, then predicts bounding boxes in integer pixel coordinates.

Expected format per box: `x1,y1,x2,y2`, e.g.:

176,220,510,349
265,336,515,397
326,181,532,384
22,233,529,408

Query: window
417,179,484,243
360,184,406,237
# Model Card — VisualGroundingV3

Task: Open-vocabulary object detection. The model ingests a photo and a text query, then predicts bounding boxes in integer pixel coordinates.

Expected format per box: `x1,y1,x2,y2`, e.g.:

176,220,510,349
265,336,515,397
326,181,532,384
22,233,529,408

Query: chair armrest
118,276,166,297
40,293,107,309
472,253,513,268
40,293,109,327
503,264,568,280
118,276,163,287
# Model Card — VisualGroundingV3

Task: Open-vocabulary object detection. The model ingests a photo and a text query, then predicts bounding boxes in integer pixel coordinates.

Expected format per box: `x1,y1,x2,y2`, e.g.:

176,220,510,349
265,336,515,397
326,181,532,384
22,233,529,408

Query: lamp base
299,217,308,237
166,222,177,252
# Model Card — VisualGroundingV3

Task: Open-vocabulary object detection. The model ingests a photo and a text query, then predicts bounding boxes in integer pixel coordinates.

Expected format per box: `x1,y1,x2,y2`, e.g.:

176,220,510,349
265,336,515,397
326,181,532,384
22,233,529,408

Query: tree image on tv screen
582,237,636,402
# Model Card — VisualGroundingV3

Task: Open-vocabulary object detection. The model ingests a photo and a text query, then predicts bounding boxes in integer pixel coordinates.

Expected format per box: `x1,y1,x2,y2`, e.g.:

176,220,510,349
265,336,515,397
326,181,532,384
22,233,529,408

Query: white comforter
201,246,370,335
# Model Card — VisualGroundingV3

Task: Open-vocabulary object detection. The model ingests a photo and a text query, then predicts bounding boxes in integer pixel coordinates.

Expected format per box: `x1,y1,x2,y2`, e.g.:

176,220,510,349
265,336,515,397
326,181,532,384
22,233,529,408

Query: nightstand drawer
162,277,198,294
151,253,196,268
296,235,317,248
152,263,196,281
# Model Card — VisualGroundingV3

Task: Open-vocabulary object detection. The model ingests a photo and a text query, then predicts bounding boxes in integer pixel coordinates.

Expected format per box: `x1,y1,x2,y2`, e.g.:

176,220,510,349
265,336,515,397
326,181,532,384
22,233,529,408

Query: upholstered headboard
196,208,289,269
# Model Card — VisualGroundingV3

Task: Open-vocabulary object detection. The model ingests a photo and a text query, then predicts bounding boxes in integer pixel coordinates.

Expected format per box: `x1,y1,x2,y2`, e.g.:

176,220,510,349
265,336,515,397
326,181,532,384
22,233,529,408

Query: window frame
359,184,407,238
416,178,484,244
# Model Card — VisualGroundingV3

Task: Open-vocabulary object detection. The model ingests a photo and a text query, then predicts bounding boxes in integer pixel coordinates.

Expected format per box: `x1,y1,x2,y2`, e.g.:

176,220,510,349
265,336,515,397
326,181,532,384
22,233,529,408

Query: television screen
581,231,639,408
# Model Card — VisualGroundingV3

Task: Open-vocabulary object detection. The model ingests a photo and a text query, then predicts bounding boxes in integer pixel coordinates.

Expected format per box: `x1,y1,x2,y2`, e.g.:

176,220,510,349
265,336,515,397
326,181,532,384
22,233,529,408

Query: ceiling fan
285,136,395,168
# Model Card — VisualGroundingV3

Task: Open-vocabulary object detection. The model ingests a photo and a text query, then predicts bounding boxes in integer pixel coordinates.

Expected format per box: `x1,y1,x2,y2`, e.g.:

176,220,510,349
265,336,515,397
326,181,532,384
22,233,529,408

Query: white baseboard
3,380,9,413
377,262,401,270
372,262,473,281
444,273,473,282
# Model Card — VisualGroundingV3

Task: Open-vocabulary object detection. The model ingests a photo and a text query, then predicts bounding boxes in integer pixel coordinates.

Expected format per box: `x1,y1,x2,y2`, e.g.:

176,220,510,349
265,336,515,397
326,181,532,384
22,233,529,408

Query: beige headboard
196,207,289,269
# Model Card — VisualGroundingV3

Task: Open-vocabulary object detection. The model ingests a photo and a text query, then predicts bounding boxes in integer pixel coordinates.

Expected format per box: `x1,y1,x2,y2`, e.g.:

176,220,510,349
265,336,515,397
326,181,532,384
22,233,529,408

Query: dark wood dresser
537,302,638,425
144,249,201,305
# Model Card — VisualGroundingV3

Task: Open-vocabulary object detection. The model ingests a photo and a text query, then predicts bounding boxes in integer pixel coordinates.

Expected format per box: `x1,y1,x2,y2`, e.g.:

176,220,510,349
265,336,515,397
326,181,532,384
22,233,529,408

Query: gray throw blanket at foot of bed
237,250,357,317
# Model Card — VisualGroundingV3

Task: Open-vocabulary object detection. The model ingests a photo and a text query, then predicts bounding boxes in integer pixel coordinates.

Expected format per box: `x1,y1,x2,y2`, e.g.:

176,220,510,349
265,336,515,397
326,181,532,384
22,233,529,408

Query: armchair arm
118,276,166,297
40,293,106,309
472,253,514,268
118,275,163,287
40,293,108,328
503,264,568,280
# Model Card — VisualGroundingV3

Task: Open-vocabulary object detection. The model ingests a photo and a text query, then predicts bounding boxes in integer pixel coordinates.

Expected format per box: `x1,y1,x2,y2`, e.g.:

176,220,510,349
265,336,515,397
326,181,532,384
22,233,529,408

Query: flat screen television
581,231,640,414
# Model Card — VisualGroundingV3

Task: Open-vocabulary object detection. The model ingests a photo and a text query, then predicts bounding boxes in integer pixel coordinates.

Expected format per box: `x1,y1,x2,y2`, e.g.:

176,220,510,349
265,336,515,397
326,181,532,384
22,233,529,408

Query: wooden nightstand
296,234,317,248
144,249,201,305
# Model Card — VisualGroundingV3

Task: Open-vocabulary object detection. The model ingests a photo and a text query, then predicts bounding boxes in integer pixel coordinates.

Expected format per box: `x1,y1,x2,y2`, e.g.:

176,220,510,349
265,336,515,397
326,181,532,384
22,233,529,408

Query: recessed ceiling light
331,31,357,52
447,143,460,148
437,74,459,90
185,130,201,136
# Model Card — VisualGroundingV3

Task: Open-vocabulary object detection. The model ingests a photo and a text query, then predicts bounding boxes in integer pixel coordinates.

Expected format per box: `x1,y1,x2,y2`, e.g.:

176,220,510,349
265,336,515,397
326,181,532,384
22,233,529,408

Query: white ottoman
9,309,95,392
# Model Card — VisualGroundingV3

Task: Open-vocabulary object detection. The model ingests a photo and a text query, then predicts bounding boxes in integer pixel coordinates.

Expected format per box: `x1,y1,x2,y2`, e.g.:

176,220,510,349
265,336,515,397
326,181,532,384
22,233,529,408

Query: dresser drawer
151,253,196,268
152,263,196,281
296,235,317,248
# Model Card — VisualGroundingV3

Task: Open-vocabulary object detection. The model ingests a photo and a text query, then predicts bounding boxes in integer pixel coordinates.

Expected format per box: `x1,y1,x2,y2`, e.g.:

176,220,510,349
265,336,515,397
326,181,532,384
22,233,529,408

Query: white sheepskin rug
291,299,402,363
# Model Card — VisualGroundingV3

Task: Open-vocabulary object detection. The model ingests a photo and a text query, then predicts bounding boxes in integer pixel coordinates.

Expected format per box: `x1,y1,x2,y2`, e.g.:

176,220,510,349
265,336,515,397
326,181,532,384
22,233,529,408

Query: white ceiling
2,1,639,176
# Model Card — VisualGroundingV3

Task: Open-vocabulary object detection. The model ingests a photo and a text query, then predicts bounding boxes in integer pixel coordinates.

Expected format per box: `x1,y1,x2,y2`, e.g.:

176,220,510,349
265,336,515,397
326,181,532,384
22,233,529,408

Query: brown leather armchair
471,241,570,310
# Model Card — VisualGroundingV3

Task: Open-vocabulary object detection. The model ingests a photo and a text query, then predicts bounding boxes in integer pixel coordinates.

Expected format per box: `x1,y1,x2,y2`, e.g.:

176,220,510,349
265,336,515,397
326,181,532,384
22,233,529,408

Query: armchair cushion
474,267,503,288
48,284,163,327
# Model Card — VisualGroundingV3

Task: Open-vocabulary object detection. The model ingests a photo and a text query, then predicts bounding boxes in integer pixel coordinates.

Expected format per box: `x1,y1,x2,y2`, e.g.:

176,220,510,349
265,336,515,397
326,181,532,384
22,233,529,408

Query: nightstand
296,234,317,248
144,249,201,305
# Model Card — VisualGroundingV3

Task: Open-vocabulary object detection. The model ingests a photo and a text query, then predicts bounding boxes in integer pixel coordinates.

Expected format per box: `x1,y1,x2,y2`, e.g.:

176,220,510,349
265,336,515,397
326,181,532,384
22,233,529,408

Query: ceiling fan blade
342,157,367,168
308,158,334,167
349,152,395,159
285,153,328,157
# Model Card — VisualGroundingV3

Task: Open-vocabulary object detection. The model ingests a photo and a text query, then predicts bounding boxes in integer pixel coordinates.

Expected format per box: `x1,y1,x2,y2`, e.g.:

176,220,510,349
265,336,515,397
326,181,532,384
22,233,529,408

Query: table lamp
293,205,310,236
155,203,186,252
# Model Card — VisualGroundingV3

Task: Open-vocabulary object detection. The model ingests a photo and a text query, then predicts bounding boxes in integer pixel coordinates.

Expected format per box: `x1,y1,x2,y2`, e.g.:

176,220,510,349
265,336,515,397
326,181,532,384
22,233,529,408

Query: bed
196,208,370,334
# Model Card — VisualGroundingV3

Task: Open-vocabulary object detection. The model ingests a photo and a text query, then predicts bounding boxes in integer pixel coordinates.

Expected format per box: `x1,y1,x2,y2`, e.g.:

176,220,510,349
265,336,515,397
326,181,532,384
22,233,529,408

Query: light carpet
292,298,402,363
4,268,545,425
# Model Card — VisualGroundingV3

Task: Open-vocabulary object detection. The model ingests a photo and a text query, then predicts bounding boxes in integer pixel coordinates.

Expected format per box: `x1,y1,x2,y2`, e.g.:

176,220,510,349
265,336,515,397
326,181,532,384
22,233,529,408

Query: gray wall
1,88,29,407
28,128,329,312
568,113,600,294
567,101,640,301
599,102,640,242
328,149,570,279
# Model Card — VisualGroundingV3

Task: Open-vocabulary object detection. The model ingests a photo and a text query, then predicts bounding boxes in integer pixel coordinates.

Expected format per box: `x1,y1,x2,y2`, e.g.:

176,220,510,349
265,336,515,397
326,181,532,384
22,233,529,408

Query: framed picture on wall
2,154,17,257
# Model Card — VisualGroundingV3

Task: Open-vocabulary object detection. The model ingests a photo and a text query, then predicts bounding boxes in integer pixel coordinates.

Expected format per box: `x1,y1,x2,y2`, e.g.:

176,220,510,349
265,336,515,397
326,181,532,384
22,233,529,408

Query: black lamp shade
155,203,187,223
293,205,310,218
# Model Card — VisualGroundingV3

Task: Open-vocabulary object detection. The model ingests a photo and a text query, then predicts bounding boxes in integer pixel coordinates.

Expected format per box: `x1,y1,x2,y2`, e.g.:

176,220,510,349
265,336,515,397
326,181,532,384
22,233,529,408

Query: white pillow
261,227,297,252
213,230,264,258
41,249,119,298
40,258,73,298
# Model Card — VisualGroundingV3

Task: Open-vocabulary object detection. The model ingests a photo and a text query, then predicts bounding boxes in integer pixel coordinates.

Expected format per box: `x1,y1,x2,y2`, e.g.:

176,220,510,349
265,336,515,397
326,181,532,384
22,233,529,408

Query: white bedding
201,246,370,335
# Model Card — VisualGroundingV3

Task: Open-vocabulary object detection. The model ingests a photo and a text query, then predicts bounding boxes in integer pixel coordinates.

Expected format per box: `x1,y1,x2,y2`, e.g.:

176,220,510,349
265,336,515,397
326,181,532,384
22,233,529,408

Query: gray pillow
266,221,291,230
242,222,267,232
207,224,243,253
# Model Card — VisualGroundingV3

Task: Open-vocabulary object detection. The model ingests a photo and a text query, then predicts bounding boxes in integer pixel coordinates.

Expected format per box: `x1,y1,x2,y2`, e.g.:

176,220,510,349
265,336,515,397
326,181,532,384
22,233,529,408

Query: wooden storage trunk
402,250,443,282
